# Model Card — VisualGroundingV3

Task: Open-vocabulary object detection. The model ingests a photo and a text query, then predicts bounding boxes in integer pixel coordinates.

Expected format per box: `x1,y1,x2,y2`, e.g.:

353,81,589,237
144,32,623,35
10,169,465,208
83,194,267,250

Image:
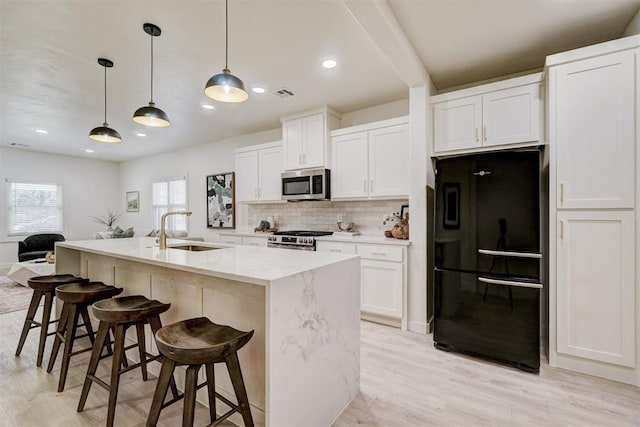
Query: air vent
273,87,295,99
9,142,30,148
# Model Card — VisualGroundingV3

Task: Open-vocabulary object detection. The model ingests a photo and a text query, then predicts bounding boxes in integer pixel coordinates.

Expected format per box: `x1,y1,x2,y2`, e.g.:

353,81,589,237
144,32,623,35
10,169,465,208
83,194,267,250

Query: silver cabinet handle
249,243,259,246
372,251,387,256
478,249,542,259
478,277,542,289
225,240,235,244
483,126,488,141
364,180,367,193
370,179,374,192
560,220,564,239
475,127,479,143
559,182,564,204
330,248,342,253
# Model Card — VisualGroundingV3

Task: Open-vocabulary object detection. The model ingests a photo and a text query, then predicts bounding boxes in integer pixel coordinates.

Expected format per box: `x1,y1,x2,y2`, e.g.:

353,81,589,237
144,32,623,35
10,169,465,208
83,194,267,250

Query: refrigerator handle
478,277,543,289
478,249,542,259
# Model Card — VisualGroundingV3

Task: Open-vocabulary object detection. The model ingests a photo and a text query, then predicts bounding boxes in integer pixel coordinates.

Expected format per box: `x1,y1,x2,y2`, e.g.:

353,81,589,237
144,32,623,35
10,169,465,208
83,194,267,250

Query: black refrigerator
433,148,543,373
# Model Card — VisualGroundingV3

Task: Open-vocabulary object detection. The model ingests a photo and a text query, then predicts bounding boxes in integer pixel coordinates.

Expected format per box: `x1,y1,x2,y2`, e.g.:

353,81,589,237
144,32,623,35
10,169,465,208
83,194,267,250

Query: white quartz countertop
56,237,358,286
220,231,411,246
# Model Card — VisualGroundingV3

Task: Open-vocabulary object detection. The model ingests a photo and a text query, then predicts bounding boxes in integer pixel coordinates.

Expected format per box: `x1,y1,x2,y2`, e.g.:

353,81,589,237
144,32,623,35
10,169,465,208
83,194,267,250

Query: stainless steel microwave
281,168,331,201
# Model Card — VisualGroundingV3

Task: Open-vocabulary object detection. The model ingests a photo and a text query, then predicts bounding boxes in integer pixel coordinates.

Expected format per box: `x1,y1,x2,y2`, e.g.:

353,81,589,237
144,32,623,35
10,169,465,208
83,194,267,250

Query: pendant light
89,58,122,143
133,23,170,127
204,0,248,103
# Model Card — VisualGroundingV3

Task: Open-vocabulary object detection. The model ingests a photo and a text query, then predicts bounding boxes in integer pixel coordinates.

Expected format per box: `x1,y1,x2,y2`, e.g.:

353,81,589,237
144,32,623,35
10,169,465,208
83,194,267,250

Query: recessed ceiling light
35,129,48,134
322,59,337,69
85,149,94,153
251,86,266,94
136,132,147,137
202,104,215,110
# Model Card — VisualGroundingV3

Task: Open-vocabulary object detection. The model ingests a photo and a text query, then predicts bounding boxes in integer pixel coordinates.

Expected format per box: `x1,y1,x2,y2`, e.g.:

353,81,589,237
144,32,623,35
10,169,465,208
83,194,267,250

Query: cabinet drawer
316,241,356,254
243,236,268,247
357,244,403,262
220,235,243,245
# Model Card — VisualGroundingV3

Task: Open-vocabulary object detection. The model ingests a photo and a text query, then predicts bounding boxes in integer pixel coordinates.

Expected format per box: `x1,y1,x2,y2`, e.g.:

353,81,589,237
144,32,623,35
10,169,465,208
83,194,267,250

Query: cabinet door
235,150,259,202
433,96,482,153
556,210,635,367
555,50,635,209
282,118,303,170
331,132,368,199
369,124,410,198
361,259,402,318
301,113,325,168
482,84,540,147
242,236,268,247
258,146,282,202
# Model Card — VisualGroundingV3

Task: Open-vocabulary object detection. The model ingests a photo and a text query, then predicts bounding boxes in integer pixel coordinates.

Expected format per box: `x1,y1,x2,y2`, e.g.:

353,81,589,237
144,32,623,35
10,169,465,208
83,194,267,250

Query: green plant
91,209,123,227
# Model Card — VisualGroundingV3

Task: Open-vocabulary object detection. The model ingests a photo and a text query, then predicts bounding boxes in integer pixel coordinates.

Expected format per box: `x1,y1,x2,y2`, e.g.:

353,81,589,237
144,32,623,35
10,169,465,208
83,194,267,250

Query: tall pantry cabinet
547,35,640,385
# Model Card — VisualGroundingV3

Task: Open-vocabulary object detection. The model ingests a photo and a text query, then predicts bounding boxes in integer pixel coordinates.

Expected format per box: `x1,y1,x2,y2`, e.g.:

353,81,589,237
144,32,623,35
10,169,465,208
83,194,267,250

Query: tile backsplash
247,199,409,235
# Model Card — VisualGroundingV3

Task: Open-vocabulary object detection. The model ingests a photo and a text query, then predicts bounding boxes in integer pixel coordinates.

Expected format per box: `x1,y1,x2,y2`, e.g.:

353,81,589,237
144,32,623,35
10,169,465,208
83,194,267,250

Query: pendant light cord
225,0,229,69
150,32,154,103
103,65,107,124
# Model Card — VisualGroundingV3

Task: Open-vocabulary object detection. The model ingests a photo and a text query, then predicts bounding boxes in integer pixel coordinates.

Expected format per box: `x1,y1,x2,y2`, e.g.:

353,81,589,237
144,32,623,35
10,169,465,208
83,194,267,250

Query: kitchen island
55,237,361,427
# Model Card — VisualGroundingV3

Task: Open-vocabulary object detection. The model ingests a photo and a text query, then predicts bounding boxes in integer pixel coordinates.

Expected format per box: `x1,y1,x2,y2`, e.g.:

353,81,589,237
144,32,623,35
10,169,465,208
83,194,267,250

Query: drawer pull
372,252,387,256
330,248,342,253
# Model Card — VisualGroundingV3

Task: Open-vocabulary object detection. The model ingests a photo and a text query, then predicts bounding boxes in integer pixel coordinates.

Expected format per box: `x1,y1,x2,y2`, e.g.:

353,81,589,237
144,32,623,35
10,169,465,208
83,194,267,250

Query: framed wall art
207,172,235,228
126,191,139,212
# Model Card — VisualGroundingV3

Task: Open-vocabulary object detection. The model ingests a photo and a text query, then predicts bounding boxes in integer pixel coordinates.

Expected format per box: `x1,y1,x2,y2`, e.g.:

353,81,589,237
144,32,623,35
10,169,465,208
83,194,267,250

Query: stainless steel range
267,230,333,251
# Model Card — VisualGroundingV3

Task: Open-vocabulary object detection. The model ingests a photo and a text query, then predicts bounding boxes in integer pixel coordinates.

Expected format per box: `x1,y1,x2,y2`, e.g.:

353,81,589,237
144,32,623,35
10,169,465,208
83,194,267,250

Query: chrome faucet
159,210,192,249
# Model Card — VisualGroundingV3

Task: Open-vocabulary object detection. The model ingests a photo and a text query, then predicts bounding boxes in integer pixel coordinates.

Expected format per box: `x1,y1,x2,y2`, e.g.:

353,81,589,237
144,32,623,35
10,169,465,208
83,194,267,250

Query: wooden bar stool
47,281,123,392
15,274,89,367
146,317,254,427
77,295,178,427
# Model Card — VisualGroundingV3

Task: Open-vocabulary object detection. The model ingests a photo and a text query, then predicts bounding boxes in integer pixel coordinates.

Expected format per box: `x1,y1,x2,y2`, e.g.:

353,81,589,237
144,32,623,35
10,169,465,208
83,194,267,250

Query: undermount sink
169,245,220,252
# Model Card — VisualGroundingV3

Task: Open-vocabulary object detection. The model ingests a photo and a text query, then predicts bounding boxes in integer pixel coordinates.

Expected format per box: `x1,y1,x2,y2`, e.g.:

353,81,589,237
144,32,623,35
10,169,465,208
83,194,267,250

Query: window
7,182,63,236
152,178,187,231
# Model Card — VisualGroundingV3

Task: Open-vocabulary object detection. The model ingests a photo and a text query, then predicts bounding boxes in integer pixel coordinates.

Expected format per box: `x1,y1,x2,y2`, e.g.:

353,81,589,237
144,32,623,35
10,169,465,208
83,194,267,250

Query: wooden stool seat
16,274,89,367
77,295,177,427
147,317,255,427
56,281,122,304
47,281,123,392
92,295,170,324
155,317,254,365
28,274,89,292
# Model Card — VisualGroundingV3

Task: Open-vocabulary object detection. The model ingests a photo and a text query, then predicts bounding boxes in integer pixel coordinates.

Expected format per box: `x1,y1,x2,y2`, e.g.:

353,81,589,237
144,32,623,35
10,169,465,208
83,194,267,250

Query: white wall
0,148,120,268
623,7,640,36
340,99,409,127
118,128,282,242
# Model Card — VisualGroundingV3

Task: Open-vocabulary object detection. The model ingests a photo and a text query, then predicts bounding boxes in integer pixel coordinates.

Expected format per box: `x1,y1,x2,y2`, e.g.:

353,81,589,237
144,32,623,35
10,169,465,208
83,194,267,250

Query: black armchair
18,233,65,262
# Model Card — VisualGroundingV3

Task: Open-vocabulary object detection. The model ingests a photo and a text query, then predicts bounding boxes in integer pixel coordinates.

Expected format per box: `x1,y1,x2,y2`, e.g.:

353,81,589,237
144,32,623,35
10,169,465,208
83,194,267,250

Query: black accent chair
18,233,65,262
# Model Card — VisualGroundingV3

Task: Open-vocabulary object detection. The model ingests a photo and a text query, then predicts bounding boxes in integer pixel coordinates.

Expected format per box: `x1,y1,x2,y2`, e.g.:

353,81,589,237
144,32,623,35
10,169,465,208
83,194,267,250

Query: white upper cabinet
331,117,409,200
235,141,282,203
554,50,635,209
432,73,542,155
281,107,341,170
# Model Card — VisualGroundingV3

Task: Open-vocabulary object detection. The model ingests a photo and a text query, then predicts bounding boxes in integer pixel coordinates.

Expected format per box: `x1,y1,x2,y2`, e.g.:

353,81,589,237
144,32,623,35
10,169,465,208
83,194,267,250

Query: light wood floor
1,308,638,426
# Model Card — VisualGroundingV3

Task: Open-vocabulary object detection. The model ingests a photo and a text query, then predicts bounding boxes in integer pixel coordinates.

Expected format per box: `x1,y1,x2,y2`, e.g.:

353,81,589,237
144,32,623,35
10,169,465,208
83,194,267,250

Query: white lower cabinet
360,258,402,319
316,240,407,329
220,235,243,245
219,234,268,247
556,210,635,367
242,236,268,247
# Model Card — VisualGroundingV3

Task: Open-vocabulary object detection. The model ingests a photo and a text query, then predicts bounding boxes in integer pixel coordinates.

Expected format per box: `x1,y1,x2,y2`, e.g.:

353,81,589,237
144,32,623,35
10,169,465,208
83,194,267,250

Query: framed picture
442,183,460,229
400,204,409,221
207,172,235,229
126,191,139,212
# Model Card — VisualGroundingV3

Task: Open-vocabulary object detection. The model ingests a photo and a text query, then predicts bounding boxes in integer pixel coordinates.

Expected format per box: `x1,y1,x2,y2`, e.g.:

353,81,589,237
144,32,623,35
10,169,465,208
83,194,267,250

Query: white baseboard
409,319,430,334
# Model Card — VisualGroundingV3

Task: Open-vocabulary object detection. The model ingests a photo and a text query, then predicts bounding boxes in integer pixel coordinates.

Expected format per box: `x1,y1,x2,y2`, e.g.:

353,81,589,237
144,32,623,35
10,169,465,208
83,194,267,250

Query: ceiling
1,0,639,162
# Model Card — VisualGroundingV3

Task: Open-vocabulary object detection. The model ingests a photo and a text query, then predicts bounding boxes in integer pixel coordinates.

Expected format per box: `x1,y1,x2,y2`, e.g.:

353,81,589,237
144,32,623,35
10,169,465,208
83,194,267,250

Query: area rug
0,275,34,315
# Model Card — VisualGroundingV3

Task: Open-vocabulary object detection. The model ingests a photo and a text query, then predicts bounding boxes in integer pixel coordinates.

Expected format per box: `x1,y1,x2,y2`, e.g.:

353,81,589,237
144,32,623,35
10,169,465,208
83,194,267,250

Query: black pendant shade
133,23,170,127
204,0,248,103
89,58,122,143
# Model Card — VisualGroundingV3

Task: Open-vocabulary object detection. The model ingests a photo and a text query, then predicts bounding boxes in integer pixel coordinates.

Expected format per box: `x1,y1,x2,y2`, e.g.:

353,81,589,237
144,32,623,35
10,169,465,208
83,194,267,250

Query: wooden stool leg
78,321,111,412
47,303,69,373
111,325,128,369
58,303,80,392
136,322,148,381
149,316,179,399
15,290,43,357
226,352,254,427
106,324,126,427
205,363,216,422
80,306,96,345
35,291,54,367
146,357,176,427
182,364,200,427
